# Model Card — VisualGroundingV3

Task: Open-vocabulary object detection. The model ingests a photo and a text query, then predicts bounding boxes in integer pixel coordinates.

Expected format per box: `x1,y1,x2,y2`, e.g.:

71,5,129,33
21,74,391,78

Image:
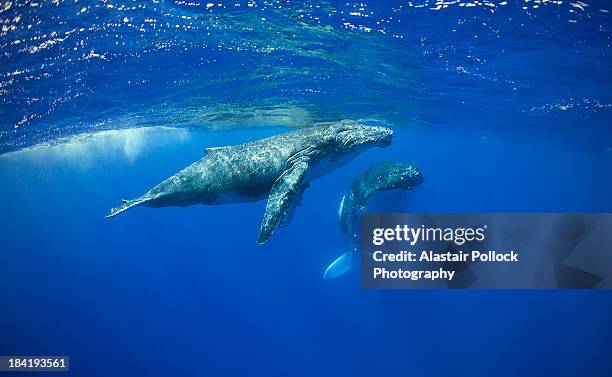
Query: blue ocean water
1,1,612,376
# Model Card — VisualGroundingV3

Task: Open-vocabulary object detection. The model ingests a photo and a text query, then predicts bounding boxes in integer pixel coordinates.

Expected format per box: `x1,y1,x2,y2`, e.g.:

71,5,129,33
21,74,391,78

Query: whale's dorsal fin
203,146,230,155
257,159,310,244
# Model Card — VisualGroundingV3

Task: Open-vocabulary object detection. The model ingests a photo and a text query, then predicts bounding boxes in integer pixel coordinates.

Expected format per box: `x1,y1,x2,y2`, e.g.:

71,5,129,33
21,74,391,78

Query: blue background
1,126,611,376
1,0,612,376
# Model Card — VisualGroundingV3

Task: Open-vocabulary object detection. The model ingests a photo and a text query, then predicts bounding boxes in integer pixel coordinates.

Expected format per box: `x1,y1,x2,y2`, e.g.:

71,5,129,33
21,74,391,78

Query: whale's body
324,161,423,279
338,161,423,242
107,122,393,243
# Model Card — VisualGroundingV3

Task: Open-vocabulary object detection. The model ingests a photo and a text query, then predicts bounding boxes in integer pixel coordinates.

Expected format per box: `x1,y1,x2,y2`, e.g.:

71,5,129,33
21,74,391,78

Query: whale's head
382,161,424,189
324,123,393,154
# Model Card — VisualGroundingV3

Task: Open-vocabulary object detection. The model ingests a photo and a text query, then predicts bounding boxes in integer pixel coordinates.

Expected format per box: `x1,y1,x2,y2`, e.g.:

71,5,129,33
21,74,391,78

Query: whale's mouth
335,125,393,150
380,135,393,147
377,128,394,147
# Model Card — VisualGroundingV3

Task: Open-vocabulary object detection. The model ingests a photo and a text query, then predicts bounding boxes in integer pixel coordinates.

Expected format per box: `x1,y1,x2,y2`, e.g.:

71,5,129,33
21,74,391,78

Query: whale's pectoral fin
257,160,310,244
324,252,354,279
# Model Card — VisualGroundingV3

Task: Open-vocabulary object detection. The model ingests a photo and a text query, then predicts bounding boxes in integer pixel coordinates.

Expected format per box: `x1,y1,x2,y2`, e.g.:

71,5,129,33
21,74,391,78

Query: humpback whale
324,161,423,279
106,121,393,244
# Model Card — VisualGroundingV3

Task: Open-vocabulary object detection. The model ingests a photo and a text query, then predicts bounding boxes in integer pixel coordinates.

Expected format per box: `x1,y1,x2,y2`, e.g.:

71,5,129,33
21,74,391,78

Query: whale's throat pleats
308,153,358,181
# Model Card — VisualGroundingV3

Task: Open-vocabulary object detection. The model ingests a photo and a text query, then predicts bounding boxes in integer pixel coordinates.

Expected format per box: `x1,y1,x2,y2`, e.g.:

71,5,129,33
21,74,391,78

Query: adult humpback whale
324,161,423,279
106,122,393,244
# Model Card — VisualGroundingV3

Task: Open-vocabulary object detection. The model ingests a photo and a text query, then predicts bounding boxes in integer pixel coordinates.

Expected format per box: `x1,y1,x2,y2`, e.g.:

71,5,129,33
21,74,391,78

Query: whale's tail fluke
324,252,354,279
106,198,146,218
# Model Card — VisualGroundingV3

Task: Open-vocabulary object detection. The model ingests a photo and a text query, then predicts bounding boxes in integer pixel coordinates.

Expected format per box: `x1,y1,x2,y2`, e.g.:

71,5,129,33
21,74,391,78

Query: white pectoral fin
256,160,310,244
324,252,354,279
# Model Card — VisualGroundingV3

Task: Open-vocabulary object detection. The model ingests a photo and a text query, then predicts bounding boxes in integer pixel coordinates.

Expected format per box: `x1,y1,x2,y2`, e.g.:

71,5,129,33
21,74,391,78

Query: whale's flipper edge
106,198,146,218
324,252,354,279
257,160,310,244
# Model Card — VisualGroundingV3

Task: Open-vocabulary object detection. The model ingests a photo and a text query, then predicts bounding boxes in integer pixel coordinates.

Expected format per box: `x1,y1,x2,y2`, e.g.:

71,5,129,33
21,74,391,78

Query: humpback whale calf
324,161,423,279
106,121,393,244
